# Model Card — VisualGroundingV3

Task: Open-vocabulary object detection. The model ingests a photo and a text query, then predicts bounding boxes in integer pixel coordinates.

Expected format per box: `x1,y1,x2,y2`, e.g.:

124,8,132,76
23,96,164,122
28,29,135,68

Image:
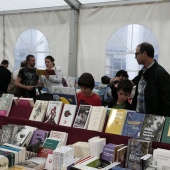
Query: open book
36,69,55,76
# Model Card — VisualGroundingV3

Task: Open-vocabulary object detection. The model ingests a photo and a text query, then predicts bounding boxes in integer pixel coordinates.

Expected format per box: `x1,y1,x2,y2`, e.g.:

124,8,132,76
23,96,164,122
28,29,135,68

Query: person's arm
15,77,34,91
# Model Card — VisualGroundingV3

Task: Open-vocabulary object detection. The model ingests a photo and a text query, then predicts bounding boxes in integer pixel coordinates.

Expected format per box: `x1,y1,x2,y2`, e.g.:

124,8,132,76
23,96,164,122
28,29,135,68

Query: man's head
101,76,110,84
117,79,133,104
26,54,35,68
135,42,154,65
78,72,95,96
116,70,129,79
1,60,9,68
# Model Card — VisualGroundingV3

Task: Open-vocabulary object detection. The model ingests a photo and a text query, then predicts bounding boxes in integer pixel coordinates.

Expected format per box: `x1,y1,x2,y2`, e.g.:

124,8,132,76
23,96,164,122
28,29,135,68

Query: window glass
14,29,49,70
105,24,159,79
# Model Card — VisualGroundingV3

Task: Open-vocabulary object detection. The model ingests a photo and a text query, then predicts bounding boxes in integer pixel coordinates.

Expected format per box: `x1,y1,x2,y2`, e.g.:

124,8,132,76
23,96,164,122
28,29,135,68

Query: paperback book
140,114,165,142
73,105,92,129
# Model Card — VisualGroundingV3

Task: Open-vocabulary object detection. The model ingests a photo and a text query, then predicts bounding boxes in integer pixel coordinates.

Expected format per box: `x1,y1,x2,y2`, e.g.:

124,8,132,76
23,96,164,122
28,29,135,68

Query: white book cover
87,106,106,132
44,101,63,124
73,105,92,129
49,130,68,145
59,104,77,127
45,154,53,170
0,93,14,116
29,100,48,122
0,155,8,169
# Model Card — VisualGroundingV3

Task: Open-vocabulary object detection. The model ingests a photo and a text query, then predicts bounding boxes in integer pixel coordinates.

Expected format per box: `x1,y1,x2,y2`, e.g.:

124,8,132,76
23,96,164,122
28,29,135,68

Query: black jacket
132,60,170,116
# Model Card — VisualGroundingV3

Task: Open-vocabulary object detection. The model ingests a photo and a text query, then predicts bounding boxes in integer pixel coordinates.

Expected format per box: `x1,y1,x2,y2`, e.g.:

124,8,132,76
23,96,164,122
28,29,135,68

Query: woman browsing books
40,56,63,94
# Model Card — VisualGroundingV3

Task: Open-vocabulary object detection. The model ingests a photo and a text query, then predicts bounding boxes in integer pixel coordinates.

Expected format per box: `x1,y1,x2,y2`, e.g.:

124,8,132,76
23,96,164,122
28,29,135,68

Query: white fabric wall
5,10,70,76
78,2,170,81
0,16,3,62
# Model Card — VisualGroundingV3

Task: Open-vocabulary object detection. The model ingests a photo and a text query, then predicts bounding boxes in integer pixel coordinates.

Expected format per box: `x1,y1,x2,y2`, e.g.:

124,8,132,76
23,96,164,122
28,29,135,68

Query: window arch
105,24,159,79
14,29,49,70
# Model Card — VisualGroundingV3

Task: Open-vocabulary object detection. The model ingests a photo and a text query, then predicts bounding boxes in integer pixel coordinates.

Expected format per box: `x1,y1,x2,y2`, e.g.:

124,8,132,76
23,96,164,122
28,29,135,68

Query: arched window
105,24,159,79
14,29,49,70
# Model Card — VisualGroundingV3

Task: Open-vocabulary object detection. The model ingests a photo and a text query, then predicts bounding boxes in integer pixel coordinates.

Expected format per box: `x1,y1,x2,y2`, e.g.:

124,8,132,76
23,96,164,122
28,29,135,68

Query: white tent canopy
0,0,169,81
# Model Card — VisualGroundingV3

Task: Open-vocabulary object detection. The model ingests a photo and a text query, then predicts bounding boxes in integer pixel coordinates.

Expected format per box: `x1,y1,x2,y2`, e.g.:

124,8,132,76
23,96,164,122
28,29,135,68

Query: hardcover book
59,104,77,127
36,69,55,76
87,106,107,132
44,101,63,124
161,117,170,144
140,114,165,142
73,105,92,129
105,109,127,135
29,100,48,122
0,93,14,116
121,111,145,138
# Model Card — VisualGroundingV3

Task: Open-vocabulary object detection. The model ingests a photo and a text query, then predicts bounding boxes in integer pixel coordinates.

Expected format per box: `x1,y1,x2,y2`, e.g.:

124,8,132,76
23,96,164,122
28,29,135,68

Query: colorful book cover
42,138,61,150
105,109,127,135
29,129,49,145
44,101,63,124
59,104,77,127
161,117,170,144
121,111,145,138
140,114,165,142
73,105,92,129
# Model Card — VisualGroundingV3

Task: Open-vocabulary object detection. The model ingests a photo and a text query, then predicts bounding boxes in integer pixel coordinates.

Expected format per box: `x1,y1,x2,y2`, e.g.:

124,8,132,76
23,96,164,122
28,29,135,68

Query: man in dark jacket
132,42,170,116
0,60,11,96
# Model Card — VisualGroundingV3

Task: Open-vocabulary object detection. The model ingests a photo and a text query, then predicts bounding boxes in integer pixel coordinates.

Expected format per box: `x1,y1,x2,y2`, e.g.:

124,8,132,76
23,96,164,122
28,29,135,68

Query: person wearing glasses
132,42,170,116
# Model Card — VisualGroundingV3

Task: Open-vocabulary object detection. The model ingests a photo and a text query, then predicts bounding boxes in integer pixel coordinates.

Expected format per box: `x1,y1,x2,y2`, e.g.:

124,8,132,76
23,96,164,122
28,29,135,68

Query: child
77,73,102,106
108,79,135,110
98,75,112,106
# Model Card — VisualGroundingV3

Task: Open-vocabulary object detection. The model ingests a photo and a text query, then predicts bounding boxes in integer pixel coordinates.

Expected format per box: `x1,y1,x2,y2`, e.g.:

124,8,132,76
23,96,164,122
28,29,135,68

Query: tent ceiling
0,0,164,12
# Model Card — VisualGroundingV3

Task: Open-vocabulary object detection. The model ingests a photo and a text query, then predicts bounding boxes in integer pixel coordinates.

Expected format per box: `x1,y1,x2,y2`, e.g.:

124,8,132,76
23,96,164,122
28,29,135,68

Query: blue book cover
54,93,77,105
121,111,145,138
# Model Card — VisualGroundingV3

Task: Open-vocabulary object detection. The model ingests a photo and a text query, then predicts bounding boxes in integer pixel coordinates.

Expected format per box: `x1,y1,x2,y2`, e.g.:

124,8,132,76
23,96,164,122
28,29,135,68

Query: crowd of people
0,42,170,117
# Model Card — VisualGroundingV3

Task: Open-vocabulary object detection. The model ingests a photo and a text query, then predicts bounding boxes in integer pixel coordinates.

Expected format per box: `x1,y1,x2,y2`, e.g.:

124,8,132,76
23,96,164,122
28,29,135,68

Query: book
121,111,145,138
140,154,153,170
44,101,63,124
116,146,128,167
49,130,68,145
52,86,77,105
0,155,8,169
29,100,48,122
53,146,74,170
152,148,170,170
105,109,127,135
126,138,152,170
0,93,14,116
59,104,77,127
36,69,55,76
73,105,92,129
66,77,76,87
17,157,46,169
3,143,26,162
100,143,117,163
44,154,53,170
29,129,49,145
140,114,165,142
87,106,107,132
161,117,170,144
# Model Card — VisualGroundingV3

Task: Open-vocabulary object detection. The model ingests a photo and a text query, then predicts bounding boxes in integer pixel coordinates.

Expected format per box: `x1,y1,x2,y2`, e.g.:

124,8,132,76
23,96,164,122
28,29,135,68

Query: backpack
7,76,17,95
98,85,112,106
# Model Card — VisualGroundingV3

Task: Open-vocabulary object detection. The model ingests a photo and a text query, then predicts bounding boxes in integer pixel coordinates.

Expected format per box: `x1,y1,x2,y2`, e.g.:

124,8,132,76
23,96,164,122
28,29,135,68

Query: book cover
43,138,61,150
0,93,14,116
58,93,77,105
140,114,165,142
127,138,151,170
121,111,145,138
87,106,107,132
49,130,68,145
29,129,49,145
18,98,34,107
29,100,48,122
161,117,170,144
44,101,63,124
141,154,153,170
59,104,77,127
105,109,127,135
73,105,92,129
100,143,116,163
116,146,128,167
